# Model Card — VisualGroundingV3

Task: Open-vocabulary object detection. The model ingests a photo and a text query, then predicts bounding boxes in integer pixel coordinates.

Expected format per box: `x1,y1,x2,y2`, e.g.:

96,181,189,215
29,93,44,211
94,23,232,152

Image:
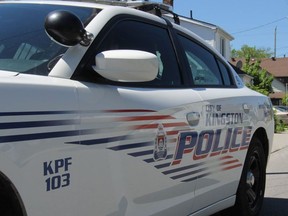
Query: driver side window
96,19,182,87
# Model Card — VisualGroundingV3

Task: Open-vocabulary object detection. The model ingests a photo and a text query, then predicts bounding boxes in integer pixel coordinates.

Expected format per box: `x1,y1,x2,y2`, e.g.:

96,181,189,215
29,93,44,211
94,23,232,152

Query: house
230,58,288,105
162,0,234,60
260,58,288,105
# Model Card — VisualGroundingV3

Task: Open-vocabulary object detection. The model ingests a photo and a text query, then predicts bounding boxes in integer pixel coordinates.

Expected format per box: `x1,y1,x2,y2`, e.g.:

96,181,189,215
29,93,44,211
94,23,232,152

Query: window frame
72,14,189,89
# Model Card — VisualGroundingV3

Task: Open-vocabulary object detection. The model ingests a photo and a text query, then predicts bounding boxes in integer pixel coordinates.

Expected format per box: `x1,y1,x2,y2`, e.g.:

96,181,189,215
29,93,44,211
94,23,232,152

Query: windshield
0,3,99,75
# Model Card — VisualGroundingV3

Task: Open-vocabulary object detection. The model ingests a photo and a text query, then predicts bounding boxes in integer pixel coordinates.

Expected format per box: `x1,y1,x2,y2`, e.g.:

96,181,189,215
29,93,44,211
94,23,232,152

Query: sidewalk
271,131,288,153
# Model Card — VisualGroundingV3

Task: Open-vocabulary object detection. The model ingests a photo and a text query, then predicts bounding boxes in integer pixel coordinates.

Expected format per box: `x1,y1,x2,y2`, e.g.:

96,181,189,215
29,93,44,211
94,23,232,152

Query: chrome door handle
186,112,200,126
243,103,250,113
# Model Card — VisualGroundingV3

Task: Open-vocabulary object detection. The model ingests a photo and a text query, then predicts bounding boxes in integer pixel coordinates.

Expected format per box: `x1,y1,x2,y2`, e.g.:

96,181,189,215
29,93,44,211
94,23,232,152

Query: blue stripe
182,172,211,182
162,162,205,175
129,150,153,157
170,167,208,180
0,129,96,143
0,130,79,143
108,141,153,151
67,135,128,146
143,154,173,163
155,162,171,169
0,111,77,116
0,119,79,129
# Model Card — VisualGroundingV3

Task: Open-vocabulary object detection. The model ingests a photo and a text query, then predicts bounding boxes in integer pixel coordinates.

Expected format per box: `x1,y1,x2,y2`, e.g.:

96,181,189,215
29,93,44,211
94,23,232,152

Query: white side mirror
93,50,158,82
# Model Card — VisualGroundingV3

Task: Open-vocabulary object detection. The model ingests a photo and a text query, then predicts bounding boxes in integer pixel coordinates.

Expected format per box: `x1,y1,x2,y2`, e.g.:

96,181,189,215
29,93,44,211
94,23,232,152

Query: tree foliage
242,57,273,96
282,94,288,106
232,45,272,59
232,45,273,96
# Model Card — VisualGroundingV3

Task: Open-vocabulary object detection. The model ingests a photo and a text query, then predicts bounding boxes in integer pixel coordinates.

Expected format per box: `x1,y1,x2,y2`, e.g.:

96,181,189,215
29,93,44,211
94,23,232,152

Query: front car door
71,15,206,216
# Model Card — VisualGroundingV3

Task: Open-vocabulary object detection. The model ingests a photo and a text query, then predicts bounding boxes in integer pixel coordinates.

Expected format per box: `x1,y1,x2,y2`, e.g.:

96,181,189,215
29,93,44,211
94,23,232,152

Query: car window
217,59,233,86
178,34,232,87
94,19,182,87
0,4,99,75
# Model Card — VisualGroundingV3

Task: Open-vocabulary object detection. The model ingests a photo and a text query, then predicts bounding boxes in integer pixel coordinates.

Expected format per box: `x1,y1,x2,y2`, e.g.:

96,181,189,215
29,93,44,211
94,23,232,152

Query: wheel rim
246,150,263,209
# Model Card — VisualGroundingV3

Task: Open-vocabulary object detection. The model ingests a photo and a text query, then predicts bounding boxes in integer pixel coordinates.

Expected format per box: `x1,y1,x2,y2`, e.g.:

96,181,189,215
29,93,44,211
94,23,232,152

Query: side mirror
93,50,159,82
45,10,93,47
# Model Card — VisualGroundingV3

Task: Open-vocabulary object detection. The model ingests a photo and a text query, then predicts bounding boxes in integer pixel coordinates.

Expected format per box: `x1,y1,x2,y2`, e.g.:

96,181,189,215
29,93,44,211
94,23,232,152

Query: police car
0,1,274,216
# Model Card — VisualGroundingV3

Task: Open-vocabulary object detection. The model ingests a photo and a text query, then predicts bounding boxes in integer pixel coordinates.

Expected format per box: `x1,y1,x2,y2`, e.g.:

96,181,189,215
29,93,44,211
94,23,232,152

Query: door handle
243,103,250,113
186,112,200,126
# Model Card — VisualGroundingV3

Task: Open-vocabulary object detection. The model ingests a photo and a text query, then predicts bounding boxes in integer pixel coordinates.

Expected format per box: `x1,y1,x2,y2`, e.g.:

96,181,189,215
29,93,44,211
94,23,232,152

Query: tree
242,57,273,96
232,45,272,59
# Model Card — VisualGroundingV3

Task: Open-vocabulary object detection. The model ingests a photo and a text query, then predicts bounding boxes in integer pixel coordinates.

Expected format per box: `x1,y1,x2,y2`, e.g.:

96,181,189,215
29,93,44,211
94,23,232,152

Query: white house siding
164,14,233,61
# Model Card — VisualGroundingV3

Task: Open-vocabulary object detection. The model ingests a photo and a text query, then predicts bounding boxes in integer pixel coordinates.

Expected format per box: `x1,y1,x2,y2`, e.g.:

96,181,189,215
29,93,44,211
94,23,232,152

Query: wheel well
0,172,26,216
252,127,269,164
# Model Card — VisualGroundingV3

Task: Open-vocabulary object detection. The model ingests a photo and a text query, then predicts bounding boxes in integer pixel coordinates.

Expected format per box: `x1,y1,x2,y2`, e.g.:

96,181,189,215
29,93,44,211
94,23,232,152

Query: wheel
233,137,266,216
0,178,24,216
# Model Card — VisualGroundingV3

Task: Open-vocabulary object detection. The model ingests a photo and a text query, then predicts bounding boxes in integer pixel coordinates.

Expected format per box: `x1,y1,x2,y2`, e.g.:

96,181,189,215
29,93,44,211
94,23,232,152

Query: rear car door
176,32,253,210
73,16,205,216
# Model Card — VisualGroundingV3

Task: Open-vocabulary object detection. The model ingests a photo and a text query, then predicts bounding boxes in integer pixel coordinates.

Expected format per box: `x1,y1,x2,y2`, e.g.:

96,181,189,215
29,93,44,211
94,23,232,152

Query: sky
154,0,288,57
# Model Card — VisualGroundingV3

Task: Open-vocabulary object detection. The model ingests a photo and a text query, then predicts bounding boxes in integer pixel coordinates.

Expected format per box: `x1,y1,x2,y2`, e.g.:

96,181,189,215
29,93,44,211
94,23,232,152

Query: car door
72,16,206,216
176,32,253,211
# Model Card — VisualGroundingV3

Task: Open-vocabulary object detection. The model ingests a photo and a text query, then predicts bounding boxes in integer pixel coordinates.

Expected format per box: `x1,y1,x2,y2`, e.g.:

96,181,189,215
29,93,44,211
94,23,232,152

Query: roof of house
269,91,285,99
230,57,288,78
260,57,288,77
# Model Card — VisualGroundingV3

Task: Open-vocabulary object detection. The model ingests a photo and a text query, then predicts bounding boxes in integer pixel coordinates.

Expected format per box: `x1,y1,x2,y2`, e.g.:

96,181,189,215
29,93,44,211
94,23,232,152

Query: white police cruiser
0,1,274,216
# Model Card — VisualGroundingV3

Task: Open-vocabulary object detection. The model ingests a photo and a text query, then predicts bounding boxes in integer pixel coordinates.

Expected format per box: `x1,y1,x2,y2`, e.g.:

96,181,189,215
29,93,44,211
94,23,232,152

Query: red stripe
219,155,233,160
210,151,221,157
222,164,242,171
163,122,188,127
119,115,174,122
221,159,239,166
172,160,181,165
166,130,180,135
132,124,159,130
131,122,188,130
240,146,249,150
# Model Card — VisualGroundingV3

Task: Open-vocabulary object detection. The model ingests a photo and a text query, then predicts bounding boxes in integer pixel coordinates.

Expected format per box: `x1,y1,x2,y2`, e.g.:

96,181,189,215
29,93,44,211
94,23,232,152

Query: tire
0,178,24,216
233,137,266,216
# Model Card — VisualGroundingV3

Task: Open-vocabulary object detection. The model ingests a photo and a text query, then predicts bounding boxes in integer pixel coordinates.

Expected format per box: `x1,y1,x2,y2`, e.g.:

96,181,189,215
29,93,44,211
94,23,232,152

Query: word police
172,126,252,165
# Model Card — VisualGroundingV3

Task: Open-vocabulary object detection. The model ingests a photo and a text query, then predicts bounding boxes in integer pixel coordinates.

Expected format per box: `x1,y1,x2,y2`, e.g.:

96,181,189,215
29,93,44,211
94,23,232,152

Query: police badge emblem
153,124,167,161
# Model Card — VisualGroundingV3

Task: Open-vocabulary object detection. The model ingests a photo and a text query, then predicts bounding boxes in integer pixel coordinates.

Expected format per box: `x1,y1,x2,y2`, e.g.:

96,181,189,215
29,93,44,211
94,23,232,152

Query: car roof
0,0,110,8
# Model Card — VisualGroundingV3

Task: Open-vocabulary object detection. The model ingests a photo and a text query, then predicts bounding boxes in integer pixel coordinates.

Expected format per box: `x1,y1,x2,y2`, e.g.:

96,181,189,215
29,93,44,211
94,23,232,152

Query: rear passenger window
179,35,232,87
217,59,233,86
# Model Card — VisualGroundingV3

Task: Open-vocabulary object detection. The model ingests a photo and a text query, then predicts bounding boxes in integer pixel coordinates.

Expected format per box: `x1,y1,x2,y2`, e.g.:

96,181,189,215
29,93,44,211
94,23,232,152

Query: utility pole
274,26,277,58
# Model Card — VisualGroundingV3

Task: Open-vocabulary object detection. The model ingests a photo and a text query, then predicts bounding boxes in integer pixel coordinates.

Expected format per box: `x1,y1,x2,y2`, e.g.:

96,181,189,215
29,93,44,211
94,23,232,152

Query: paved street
260,132,288,216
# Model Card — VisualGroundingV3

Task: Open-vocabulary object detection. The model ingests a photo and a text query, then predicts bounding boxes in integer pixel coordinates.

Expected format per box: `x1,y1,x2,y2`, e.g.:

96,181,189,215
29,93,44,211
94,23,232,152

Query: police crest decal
153,124,167,161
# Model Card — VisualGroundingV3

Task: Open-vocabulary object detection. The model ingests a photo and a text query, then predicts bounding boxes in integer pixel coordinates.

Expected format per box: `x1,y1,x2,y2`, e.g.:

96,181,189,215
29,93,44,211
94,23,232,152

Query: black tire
233,137,266,216
0,179,24,216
